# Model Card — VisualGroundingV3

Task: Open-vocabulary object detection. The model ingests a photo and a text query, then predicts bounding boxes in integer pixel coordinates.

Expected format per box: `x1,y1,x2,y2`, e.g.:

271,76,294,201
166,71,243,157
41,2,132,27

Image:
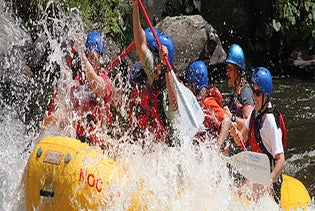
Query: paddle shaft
137,0,172,72
103,42,136,72
239,135,247,151
232,126,247,151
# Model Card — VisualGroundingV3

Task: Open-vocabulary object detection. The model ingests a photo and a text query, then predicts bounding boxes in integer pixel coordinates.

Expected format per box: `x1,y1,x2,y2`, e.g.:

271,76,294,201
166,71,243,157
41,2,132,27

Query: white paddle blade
227,151,271,186
170,71,204,138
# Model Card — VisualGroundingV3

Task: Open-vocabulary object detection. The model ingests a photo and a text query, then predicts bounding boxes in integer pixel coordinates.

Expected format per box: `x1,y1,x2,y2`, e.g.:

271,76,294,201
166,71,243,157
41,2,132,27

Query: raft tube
23,136,311,210
23,136,140,210
280,174,311,210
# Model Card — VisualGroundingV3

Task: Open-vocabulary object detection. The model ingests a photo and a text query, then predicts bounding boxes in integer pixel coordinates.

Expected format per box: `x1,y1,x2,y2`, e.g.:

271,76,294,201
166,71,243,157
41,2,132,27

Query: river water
1,74,314,211
0,2,314,211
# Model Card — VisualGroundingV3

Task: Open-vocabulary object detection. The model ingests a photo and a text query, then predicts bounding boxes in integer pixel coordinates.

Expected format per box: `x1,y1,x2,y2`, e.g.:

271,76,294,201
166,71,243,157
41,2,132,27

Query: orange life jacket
202,87,225,132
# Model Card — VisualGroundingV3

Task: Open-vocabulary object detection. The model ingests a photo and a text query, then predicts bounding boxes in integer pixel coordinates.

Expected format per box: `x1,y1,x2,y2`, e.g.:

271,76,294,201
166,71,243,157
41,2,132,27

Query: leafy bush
67,0,133,44
161,0,201,17
271,0,315,50
7,0,133,46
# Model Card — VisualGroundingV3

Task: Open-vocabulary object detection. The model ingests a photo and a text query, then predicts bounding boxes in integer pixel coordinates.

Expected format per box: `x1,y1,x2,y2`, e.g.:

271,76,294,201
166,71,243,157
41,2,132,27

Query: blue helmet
129,60,142,84
146,30,175,66
252,67,272,101
145,27,159,51
157,33,175,66
225,44,245,70
187,61,209,90
86,32,105,55
129,61,147,87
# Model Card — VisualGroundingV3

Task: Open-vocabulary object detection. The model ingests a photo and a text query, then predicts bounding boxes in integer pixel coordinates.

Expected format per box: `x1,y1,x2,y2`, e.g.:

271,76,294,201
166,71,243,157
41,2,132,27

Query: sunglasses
253,89,263,97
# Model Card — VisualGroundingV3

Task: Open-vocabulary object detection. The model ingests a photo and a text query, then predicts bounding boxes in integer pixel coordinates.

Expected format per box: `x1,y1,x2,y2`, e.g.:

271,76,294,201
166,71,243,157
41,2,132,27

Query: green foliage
272,19,281,32
161,0,200,17
271,0,315,50
7,0,133,46
66,0,133,45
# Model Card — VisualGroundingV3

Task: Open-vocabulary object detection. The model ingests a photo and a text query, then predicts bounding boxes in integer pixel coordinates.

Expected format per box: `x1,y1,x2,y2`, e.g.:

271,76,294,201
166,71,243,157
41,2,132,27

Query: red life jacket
73,73,112,147
272,107,287,148
248,121,264,153
207,87,223,107
148,87,169,144
249,107,287,152
193,87,225,143
248,107,287,167
128,82,150,137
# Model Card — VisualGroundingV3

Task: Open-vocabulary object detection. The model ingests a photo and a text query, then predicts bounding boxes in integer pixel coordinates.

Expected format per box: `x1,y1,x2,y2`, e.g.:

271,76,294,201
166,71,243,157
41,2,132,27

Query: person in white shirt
233,67,285,203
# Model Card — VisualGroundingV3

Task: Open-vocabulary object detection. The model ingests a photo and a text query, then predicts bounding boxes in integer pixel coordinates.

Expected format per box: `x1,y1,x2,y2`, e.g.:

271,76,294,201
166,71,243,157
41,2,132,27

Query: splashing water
0,2,314,211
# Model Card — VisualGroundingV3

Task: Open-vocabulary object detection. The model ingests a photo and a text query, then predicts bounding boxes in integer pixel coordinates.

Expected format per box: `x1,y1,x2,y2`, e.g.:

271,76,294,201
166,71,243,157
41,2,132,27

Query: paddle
103,42,136,73
226,126,271,186
226,151,270,186
137,0,204,138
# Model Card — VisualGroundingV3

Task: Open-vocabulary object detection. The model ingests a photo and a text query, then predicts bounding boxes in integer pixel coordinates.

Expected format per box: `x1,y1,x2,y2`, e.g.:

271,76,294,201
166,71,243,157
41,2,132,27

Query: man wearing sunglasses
234,67,285,203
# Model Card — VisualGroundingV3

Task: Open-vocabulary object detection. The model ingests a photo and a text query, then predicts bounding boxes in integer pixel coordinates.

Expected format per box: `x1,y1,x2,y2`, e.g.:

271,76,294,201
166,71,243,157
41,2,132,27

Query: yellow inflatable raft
23,136,140,210
280,174,311,211
23,136,311,210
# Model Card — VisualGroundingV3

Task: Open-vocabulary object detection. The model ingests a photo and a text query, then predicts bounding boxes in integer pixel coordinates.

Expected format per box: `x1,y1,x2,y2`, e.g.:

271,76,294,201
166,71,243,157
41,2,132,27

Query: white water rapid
0,2,314,211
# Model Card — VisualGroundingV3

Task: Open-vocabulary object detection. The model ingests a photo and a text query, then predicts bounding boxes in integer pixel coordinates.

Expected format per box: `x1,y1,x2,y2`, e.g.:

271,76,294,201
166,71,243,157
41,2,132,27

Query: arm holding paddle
237,109,285,185
229,120,284,202
133,0,204,140
132,0,178,111
161,46,178,111
132,0,149,64
230,67,286,203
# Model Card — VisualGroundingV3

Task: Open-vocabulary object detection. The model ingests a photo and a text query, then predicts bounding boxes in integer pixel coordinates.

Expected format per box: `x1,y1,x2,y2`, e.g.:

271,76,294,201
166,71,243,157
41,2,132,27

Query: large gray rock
156,15,226,74
289,49,315,79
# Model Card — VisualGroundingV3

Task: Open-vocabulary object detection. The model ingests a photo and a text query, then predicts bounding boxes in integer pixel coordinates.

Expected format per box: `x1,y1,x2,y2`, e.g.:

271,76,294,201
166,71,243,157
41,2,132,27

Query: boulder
156,15,226,79
288,49,315,79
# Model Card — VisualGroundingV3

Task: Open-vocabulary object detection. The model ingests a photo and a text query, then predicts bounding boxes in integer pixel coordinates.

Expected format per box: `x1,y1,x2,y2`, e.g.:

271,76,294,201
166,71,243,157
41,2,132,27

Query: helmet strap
259,94,268,113
234,76,243,95
234,71,242,84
